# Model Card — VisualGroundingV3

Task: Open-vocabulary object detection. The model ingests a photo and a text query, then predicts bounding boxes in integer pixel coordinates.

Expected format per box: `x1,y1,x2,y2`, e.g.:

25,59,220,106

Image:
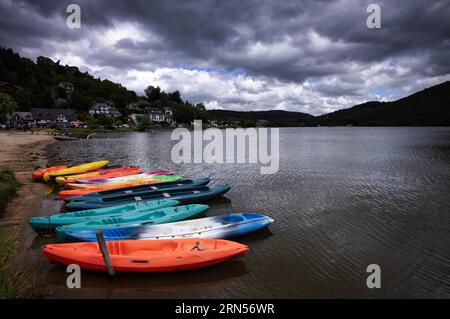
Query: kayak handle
130,259,150,263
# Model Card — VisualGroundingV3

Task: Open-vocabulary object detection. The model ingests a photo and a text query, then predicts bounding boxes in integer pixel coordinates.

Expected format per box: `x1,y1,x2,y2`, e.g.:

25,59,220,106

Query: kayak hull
43,160,109,182
55,167,141,185
58,175,183,199
61,213,273,242
66,172,176,189
43,238,249,272
55,204,209,239
74,171,175,184
32,166,67,182
64,178,211,203
64,185,230,211
28,199,180,232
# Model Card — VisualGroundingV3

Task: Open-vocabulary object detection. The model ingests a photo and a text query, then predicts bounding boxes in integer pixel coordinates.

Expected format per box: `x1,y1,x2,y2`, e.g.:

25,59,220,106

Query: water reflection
40,127,450,298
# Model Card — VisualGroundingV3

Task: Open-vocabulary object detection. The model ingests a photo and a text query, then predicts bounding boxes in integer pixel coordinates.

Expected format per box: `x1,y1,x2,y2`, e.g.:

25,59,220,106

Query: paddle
96,229,115,276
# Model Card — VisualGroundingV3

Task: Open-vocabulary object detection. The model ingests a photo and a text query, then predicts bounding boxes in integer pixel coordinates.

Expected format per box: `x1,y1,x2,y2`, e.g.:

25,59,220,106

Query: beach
0,131,56,297
0,131,55,229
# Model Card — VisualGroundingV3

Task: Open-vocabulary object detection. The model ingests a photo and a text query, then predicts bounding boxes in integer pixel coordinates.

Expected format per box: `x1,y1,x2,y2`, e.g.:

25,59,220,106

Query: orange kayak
32,166,67,182
58,175,183,199
60,167,141,185
43,238,248,272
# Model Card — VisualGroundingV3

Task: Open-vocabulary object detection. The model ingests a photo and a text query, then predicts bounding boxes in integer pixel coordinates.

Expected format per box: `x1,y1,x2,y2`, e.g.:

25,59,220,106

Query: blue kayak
64,185,231,211
29,199,180,232
64,178,211,203
60,213,274,242
55,204,209,239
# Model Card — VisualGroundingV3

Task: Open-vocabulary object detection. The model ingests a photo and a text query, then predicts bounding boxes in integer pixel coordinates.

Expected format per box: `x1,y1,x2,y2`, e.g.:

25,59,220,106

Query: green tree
138,116,152,131
0,93,17,124
168,90,182,103
96,114,115,129
144,86,161,102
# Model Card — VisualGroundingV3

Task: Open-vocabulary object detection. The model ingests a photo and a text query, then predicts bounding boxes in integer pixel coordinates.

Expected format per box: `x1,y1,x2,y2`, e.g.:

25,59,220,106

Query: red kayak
32,166,67,182
61,166,141,185
43,239,248,272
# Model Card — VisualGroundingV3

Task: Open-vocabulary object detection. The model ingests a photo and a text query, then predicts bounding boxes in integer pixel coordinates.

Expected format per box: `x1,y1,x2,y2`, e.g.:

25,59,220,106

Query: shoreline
0,131,55,297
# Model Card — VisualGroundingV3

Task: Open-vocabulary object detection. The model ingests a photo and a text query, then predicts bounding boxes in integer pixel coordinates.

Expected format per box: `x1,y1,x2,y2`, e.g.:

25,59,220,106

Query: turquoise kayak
29,199,179,232
55,204,209,239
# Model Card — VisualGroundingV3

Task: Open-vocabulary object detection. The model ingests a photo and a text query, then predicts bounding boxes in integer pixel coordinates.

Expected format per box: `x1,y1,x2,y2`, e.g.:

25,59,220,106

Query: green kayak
55,204,209,239
29,199,180,233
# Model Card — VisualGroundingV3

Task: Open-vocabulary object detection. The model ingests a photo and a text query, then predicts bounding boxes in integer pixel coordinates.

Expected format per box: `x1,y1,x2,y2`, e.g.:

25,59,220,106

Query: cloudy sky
1,0,449,115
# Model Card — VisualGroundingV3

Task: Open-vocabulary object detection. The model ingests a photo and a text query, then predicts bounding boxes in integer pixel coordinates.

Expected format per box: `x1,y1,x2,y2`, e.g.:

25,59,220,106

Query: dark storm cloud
0,0,449,112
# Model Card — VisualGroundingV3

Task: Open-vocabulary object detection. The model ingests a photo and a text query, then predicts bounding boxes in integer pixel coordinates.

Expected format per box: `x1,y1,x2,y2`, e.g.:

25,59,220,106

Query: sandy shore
0,131,55,229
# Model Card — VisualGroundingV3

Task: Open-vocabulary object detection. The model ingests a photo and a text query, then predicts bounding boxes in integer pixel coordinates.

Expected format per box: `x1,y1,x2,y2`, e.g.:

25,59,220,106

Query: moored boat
43,160,109,182
32,166,67,182
29,199,180,232
66,172,177,189
58,175,183,199
64,185,231,211
64,177,211,202
43,238,249,272
60,213,273,242
55,204,209,238
73,171,175,184
55,166,141,185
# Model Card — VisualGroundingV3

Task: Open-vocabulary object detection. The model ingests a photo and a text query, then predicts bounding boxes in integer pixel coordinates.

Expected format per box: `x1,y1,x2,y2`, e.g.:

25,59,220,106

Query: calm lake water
33,127,450,298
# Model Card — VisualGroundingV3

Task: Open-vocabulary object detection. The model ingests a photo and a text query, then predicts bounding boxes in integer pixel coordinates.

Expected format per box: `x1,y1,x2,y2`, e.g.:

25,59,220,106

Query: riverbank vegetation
0,168,20,214
0,232,27,298
0,169,41,299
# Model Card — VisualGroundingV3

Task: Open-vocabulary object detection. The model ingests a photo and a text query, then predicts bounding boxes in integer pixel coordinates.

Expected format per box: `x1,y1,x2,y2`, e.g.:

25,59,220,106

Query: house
0,81,21,94
30,108,77,127
9,112,34,128
89,102,122,118
58,81,74,93
144,106,174,124
127,100,150,112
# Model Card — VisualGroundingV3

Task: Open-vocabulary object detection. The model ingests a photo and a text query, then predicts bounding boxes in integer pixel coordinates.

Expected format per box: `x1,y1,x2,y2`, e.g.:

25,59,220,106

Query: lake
36,127,450,298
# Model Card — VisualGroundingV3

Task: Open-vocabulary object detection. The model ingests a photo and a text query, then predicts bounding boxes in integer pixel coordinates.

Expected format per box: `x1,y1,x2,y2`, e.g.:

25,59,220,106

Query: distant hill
318,81,450,126
207,109,317,127
1,47,449,126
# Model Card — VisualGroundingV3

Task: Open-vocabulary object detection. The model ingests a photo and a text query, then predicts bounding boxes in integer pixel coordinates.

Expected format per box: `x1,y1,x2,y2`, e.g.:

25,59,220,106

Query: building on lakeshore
144,106,174,124
30,108,76,127
0,81,21,94
9,111,34,128
127,100,151,112
58,81,75,94
89,101,122,117
9,108,76,128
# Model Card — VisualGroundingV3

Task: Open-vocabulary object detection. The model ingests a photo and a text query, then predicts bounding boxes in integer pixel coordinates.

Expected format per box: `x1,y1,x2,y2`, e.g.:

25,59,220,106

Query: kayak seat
222,215,245,223
242,213,263,220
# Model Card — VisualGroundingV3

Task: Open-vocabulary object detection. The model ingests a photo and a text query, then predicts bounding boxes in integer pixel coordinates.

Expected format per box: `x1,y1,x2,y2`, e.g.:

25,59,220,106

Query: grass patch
0,168,21,214
0,232,26,298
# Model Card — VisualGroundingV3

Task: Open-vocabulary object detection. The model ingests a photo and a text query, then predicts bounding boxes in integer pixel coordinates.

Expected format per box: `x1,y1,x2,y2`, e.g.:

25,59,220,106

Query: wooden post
96,229,115,276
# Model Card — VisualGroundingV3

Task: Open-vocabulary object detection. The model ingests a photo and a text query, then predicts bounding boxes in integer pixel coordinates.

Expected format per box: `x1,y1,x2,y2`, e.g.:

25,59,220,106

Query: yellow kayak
43,160,109,182
54,167,140,185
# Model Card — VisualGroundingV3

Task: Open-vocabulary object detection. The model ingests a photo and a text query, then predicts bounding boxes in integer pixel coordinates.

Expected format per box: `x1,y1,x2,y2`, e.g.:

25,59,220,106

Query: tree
138,116,152,131
195,103,206,111
96,114,115,129
168,90,182,103
144,86,161,102
0,93,17,124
